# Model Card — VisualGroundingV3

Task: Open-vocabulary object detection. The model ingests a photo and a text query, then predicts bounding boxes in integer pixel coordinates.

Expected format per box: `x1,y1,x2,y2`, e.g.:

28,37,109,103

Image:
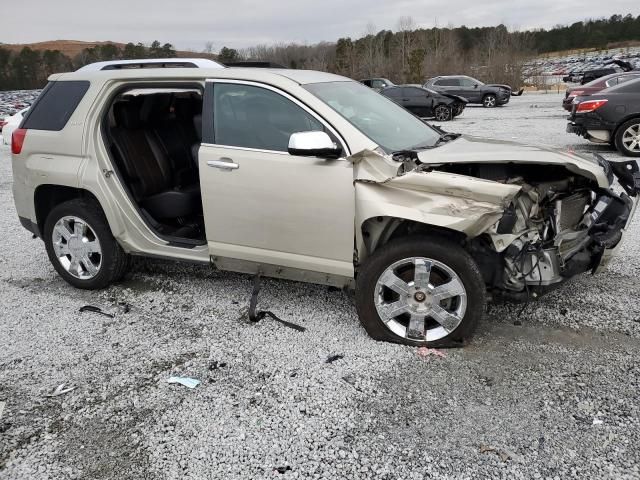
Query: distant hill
0,39,216,60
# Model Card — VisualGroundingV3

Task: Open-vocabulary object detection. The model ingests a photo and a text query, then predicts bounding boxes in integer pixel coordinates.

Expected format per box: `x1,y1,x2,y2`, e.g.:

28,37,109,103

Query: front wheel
482,94,497,108
44,199,129,289
355,236,486,347
614,119,640,157
433,104,452,122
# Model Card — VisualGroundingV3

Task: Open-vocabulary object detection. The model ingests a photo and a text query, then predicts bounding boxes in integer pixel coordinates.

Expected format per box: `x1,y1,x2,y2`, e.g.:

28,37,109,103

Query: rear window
22,81,90,131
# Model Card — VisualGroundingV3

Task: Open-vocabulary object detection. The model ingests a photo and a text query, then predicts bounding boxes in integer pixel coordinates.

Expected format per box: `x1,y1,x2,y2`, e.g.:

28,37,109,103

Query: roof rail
76,58,224,72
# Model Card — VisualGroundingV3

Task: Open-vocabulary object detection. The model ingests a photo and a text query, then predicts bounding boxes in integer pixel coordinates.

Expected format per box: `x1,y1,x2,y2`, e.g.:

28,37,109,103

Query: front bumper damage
352,146,640,302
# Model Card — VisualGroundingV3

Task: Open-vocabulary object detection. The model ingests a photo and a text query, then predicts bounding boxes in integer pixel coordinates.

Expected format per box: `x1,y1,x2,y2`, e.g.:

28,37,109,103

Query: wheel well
34,185,99,235
360,216,466,261
613,115,640,140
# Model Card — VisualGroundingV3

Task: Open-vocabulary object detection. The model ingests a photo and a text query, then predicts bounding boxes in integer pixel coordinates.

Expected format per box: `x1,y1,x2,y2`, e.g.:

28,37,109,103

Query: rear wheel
44,199,129,289
355,236,486,347
614,118,640,157
434,104,452,122
482,94,497,108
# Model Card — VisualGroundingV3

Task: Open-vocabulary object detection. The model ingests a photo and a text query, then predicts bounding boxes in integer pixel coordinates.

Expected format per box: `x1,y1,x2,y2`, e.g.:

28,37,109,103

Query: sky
2,1,638,52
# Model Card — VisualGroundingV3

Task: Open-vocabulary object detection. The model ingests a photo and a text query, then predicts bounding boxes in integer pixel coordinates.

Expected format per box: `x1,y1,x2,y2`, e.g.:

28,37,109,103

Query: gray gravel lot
1,93,639,480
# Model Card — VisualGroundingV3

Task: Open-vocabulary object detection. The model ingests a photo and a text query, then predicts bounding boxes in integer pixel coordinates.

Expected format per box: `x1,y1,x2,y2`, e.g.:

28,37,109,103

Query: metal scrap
167,376,201,389
79,305,114,318
44,383,76,398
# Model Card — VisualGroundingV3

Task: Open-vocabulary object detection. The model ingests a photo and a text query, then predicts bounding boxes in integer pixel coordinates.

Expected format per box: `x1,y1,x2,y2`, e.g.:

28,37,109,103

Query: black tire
355,236,485,347
614,118,640,157
482,94,497,108
44,198,129,290
434,104,452,122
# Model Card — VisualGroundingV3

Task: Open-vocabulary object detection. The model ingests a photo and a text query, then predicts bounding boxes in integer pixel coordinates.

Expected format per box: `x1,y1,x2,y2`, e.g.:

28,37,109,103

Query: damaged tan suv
11,61,640,346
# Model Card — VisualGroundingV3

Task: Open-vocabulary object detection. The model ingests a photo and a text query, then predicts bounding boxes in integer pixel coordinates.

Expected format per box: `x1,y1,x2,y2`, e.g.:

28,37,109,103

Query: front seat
110,101,201,219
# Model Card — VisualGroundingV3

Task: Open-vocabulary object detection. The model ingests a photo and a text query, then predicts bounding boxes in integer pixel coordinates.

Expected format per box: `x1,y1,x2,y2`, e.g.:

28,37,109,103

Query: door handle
207,158,239,170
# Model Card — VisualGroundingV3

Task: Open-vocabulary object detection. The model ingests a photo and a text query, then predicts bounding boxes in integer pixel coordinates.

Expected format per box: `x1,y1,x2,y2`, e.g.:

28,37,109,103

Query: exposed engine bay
433,160,637,301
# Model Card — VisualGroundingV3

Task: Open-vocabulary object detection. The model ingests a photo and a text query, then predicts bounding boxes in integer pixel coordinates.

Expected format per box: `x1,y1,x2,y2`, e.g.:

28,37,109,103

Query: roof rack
76,58,224,72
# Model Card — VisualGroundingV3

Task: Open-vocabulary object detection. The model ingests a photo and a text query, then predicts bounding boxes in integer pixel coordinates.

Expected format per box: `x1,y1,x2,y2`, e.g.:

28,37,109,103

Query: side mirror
288,131,342,159
474,84,479,88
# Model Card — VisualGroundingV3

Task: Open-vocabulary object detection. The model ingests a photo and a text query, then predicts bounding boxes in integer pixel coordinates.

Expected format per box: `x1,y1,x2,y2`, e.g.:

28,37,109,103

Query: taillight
11,128,27,155
576,99,608,113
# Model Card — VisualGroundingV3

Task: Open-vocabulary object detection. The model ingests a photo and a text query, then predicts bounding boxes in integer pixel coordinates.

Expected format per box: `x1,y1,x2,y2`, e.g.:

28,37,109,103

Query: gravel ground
1,93,639,480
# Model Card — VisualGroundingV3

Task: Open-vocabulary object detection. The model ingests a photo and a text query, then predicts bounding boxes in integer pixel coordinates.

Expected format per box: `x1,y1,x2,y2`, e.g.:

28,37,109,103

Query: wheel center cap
414,291,427,302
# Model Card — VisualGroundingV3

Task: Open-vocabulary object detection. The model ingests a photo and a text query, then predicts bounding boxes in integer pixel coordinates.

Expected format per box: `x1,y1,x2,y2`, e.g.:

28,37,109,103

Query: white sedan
2,108,28,145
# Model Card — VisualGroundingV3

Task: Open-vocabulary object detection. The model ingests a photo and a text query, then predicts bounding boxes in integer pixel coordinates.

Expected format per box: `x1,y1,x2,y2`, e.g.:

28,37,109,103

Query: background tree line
220,13,640,88
0,41,176,90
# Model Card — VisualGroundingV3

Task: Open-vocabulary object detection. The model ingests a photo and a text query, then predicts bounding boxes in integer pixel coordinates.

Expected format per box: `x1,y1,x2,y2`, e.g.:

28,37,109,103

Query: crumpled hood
486,84,512,91
417,135,609,187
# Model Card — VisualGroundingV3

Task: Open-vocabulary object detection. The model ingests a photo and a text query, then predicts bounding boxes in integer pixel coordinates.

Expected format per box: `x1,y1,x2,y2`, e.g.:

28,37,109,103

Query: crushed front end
462,156,639,301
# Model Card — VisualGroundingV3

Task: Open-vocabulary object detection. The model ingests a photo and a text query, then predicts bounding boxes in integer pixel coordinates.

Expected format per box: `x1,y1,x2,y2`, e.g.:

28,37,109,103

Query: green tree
218,46,240,63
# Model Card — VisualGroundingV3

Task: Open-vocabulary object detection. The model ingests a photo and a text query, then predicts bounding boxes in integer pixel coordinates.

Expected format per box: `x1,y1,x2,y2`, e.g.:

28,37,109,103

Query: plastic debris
416,347,446,359
325,354,344,364
275,466,292,474
479,444,511,462
208,361,227,371
79,305,114,318
248,275,306,332
45,383,77,398
0,401,5,420
593,418,604,425
167,376,200,389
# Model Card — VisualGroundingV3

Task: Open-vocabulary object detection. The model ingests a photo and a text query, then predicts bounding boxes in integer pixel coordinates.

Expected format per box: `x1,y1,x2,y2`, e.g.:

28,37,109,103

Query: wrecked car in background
424,75,517,108
380,84,467,121
11,61,640,347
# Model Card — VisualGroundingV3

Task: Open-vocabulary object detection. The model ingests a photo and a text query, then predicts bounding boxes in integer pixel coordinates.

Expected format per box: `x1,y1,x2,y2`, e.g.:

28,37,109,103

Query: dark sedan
563,71,640,111
567,77,640,157
424,75,511,107
381,85,467,121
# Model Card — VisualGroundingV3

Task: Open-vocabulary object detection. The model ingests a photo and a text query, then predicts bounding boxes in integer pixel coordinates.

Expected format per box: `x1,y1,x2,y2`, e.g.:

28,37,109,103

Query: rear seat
110,100,201,220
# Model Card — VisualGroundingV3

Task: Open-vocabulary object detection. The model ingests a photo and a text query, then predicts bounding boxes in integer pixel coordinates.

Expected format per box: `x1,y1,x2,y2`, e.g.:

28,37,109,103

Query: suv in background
424,75,512,107
10,60,639,347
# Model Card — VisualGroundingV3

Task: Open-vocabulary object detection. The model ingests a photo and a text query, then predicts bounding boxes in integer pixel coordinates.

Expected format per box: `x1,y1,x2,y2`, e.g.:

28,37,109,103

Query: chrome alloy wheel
483,95,496,107
622,123,640,153
51,216,102,280
434,105,452,121
374,257,467,342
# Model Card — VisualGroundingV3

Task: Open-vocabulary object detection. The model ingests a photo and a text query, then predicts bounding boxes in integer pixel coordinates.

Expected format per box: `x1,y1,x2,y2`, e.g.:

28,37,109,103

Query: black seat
110,101,201,219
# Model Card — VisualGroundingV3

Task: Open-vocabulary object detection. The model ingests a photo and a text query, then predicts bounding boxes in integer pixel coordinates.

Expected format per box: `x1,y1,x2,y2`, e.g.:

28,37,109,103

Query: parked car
380,85,467,121
11,60,639,347
424,75,511,107
563,71,640,111
360,78,395,92
567,77,640,157
2,108,28,145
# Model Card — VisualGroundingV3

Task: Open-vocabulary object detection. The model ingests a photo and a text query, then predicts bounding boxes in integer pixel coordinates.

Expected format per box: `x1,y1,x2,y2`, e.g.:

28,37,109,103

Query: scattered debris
274,466,292,474
479,444,511,462
247,275,306,332
44,383,77,398
593,418,604,426
208,361,227,371
560,307,568,316
0,401,5,420
79,305,114,318
326,354,344,364
342,374,356,386
167,376,201,389
416,347,446,359
117,302,131,314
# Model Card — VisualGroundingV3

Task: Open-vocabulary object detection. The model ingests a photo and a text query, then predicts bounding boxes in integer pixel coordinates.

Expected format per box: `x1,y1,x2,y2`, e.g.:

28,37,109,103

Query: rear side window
435,78,459,86
22,81,90,131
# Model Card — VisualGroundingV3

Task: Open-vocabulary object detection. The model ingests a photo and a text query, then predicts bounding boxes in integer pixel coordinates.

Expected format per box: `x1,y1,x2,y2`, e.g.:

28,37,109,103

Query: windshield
304,81,441,152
